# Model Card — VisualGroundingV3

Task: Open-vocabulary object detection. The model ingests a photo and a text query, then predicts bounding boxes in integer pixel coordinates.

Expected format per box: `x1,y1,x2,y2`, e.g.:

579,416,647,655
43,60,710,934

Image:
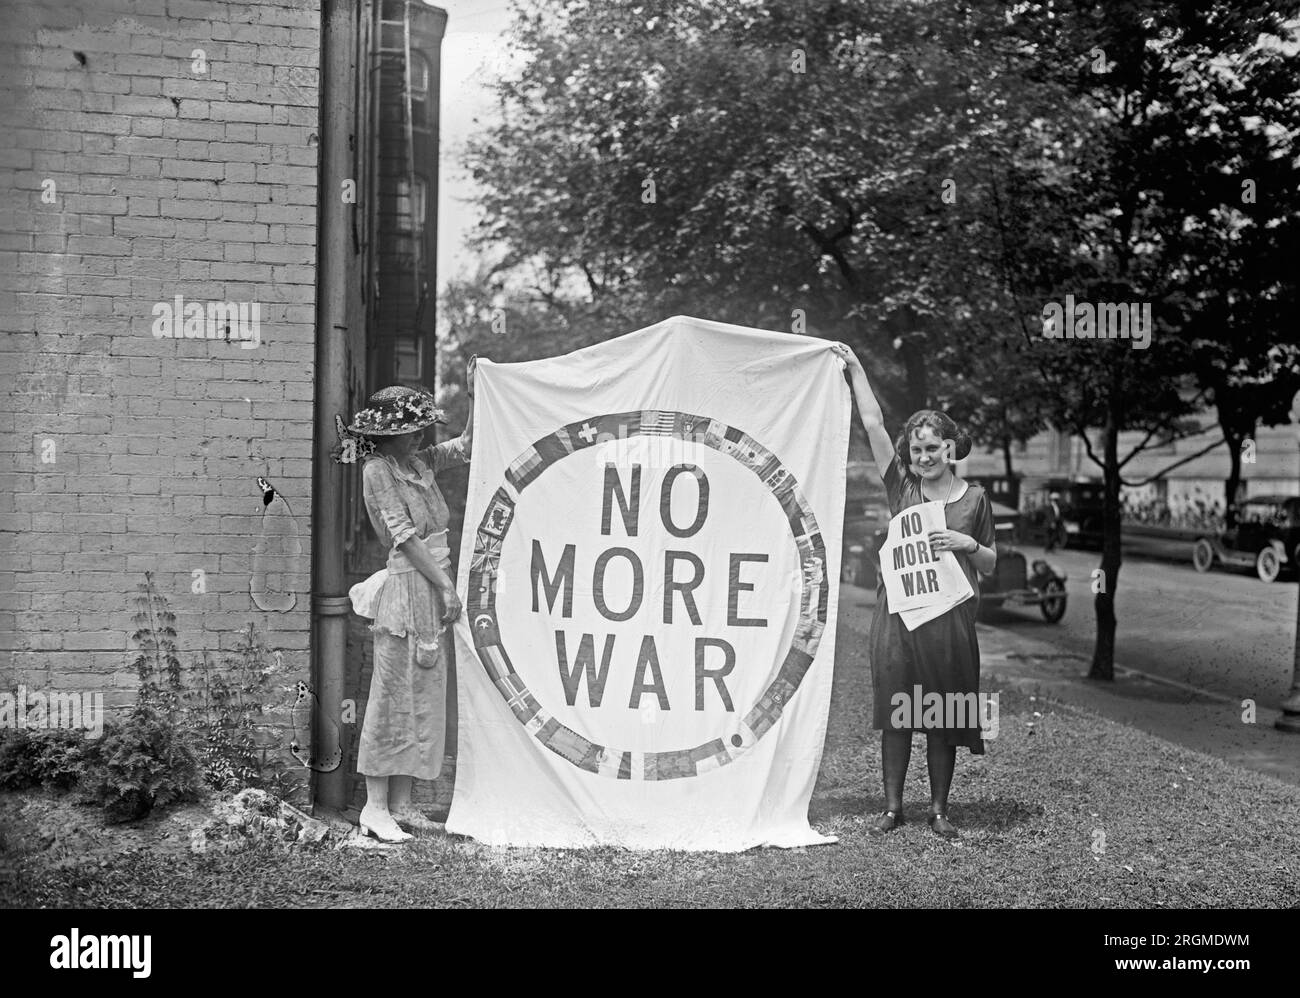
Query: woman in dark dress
831,343,997,839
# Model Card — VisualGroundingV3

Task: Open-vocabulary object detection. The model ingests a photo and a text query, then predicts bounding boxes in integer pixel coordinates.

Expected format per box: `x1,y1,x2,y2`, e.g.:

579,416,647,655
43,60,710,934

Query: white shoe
358,805,413,843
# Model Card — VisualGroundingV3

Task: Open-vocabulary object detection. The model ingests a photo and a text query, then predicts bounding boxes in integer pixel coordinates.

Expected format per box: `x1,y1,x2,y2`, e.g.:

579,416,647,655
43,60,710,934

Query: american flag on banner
639,410,678,436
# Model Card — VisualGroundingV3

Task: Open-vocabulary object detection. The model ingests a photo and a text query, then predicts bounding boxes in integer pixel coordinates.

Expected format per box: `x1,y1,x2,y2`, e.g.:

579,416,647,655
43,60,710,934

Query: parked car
840,461,888,588
850,501,1067,623
1192,495,1300,583
1020,477,1105,550
964,473,1021,516
977,503,1069,622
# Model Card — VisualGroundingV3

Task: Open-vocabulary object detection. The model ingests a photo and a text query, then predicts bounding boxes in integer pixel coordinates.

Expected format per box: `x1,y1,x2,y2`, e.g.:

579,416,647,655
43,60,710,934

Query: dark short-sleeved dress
868,458,996,753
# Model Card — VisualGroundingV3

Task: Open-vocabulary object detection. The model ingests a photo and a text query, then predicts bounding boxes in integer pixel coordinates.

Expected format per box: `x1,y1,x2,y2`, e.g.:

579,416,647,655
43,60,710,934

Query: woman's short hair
893,409,972,464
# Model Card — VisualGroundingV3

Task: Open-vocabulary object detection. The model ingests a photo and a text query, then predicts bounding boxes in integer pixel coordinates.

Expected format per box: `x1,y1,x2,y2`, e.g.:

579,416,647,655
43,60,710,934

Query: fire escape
370,0,436,392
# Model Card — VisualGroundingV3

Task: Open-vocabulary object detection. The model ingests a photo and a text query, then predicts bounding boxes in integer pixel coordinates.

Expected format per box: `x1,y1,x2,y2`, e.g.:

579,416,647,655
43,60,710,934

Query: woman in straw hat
346,364,475,842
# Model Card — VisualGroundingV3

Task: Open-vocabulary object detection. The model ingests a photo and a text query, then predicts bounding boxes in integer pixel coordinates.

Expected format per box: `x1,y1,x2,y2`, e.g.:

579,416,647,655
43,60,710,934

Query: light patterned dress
356,436,469,780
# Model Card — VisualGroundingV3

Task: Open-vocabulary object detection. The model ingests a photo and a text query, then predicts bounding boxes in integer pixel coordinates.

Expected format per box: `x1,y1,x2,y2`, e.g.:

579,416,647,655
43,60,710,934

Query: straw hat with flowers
348,385,447,437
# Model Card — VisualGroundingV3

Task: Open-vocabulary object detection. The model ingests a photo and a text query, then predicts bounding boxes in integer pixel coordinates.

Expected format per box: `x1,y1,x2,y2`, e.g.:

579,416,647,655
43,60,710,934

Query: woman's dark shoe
927,812,958,839
865,809,905,835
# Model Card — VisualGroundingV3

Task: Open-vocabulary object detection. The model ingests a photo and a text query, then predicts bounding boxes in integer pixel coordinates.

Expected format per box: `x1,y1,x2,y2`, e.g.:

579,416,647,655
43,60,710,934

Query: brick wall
0,0,321,783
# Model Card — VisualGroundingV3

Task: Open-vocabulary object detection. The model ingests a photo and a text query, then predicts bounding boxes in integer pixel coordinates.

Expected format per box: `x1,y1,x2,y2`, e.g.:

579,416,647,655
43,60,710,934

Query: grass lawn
4,620,1297,908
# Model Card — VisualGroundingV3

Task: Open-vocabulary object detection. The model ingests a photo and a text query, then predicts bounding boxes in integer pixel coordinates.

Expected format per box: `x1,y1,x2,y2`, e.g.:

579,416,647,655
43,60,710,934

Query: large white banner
446,316,849,850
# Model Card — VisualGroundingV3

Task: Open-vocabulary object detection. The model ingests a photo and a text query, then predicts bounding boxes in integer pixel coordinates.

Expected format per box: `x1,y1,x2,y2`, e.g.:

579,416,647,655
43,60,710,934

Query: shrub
87,706,202,823
130,572,184,722
185,625,294,796
0,728,100,792
0,729,42,791
0,714,202,824
31,728,100,790
1,575,298,820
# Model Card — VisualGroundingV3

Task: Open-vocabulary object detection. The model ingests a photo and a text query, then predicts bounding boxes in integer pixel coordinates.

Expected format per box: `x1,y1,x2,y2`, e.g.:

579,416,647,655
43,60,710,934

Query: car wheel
1256,546,1281,583
1039,578,1067,623
1192,538,1214,573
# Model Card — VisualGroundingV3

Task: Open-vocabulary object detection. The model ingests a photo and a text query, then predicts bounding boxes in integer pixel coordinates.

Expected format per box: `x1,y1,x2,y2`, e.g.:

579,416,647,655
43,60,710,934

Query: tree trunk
1223,439,1241,530
889,307,929,412
1001,438,1021,509
1215,386,1255,531
1089,413,1122,681
1220,418,1249,530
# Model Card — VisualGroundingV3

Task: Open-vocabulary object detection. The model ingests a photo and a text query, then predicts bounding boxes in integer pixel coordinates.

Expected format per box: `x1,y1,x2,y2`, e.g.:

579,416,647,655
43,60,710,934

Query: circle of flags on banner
467,410,829,781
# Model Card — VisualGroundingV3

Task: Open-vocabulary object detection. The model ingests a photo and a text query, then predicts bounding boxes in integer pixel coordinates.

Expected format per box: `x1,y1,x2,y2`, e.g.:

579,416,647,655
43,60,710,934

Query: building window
393,175,426,235
1148,430,1177,455
410,52,430,128
394,338,422,383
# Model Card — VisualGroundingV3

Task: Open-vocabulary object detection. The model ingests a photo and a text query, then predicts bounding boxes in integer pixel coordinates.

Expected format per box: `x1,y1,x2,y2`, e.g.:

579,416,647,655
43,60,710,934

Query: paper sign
878,500,974,630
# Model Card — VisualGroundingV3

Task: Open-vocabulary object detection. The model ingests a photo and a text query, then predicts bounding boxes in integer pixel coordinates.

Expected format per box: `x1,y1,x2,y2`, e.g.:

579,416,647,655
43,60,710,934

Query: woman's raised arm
459,355,476,459
830,342,896,481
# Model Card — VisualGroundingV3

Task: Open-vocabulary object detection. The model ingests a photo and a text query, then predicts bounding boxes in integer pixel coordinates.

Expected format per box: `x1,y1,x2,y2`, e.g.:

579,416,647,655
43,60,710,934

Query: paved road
977,544,1298,706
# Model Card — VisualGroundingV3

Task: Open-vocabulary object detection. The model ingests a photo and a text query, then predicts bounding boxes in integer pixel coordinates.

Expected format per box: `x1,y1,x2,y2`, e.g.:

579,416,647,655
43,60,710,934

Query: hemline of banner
442,821,840,852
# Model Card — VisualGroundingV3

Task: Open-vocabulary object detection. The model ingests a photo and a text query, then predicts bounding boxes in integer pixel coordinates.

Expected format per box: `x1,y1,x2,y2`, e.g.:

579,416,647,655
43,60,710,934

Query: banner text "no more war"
891,509,944,597
530,463,774,713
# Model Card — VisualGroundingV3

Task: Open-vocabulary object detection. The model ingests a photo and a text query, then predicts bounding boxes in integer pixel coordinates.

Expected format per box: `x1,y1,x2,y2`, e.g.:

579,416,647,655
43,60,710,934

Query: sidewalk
837,582,1300,788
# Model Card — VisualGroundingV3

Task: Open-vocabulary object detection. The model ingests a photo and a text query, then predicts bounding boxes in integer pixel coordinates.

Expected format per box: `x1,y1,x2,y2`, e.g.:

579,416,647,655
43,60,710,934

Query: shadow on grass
809,790,1044,832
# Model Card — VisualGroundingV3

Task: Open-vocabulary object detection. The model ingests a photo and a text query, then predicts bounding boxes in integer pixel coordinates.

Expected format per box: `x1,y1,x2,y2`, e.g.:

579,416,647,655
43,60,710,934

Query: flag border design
465,410,829,781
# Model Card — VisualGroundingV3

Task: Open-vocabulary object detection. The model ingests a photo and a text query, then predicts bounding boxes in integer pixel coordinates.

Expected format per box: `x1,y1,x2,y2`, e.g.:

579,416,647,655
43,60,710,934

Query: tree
455,0,1300,681
993,0,1300,677
466,0,1088,414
